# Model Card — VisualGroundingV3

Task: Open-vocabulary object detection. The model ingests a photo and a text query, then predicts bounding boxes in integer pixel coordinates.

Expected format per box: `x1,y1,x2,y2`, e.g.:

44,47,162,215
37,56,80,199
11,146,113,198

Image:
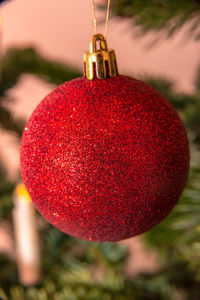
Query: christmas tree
0,1,200,299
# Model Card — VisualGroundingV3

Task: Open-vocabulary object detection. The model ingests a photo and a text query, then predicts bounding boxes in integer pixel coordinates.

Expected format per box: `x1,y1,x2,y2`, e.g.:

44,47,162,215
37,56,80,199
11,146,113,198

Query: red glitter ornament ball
20,75,189,241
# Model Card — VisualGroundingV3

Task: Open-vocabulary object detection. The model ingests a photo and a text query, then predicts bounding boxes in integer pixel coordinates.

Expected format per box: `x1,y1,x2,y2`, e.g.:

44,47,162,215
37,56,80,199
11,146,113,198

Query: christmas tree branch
101,0,200,40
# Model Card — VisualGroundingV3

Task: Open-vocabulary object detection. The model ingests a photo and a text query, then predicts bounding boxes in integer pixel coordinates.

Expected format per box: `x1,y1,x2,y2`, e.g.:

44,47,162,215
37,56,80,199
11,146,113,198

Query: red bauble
20,75,189,241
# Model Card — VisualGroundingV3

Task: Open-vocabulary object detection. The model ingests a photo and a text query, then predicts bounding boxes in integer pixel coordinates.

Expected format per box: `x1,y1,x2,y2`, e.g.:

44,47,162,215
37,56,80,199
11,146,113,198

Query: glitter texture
20,75,189,241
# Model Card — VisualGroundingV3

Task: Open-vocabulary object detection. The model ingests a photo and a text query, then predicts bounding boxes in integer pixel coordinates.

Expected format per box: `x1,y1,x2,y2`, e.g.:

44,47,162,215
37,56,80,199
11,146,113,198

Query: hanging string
92,0,97,34
105,0,111,38
91,0,111,37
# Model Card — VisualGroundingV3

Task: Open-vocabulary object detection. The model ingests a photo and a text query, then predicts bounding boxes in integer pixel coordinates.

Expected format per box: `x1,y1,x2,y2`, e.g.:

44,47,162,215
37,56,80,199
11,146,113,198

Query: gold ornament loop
90,34,108,53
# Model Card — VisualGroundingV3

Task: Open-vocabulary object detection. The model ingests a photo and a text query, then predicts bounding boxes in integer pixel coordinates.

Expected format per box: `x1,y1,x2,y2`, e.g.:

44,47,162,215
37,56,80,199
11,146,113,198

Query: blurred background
0,0,200,299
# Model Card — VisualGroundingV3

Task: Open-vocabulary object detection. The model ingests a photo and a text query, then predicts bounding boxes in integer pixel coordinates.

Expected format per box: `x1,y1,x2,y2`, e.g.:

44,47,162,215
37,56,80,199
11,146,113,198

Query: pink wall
1,0,199,92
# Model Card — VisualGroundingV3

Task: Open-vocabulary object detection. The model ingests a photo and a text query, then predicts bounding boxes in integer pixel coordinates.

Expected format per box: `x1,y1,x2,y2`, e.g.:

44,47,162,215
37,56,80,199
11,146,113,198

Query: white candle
13,183,40,285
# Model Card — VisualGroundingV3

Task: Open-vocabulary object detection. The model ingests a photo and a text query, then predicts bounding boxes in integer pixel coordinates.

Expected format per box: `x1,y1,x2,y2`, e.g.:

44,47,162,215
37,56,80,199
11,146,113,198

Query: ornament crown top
84,34,118,80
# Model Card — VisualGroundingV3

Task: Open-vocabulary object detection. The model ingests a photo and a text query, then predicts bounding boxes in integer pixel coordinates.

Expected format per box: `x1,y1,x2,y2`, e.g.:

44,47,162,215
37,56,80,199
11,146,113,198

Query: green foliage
106,0,200,40
0,47,81,96
0,164,14,220
0,224,164,300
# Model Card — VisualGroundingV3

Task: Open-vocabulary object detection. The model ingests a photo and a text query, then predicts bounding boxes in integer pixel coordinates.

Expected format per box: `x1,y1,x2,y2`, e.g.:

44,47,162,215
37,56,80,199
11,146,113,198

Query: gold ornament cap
84,34,118,80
